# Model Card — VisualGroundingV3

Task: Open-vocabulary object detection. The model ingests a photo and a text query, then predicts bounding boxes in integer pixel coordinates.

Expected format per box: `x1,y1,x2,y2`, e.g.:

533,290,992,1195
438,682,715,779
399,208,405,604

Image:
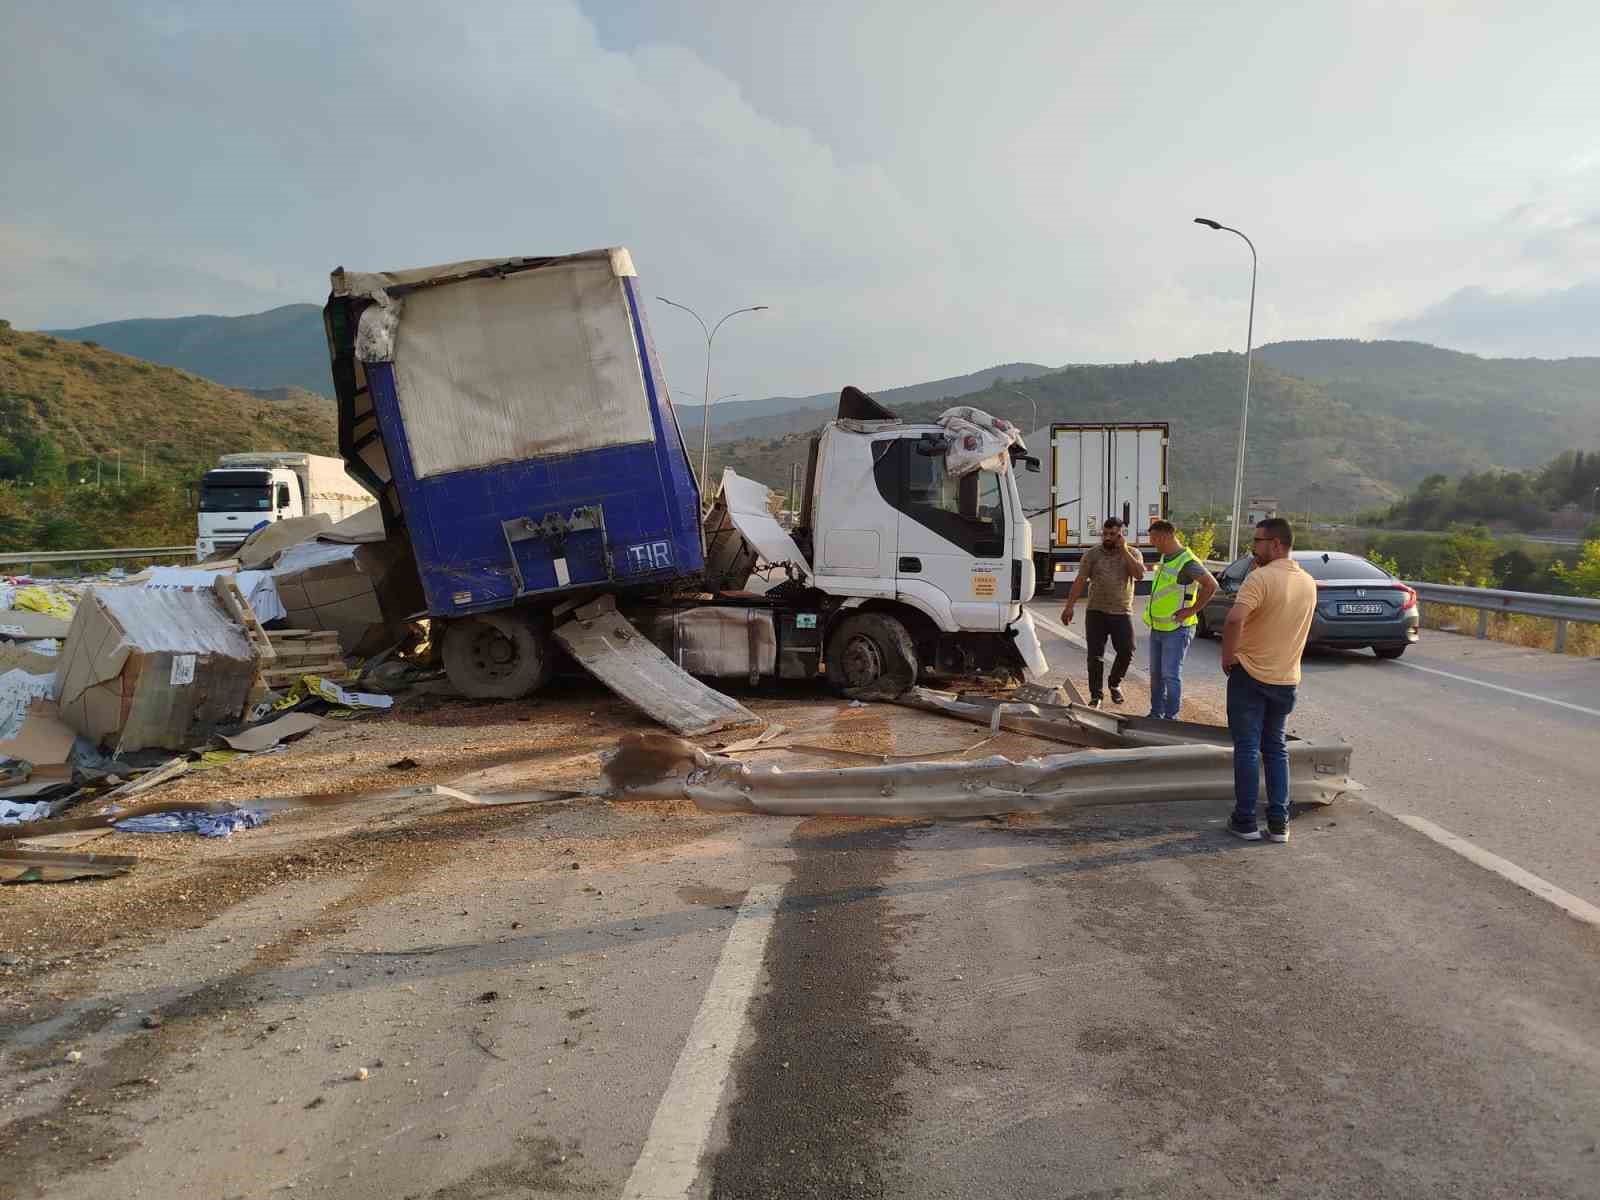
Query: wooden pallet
259,628,351,689
214,576,275,666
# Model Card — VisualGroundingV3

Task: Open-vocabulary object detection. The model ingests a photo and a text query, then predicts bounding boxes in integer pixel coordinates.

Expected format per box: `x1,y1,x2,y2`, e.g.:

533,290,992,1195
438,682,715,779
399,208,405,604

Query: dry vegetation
1421,601,1600,658
0,322,335,481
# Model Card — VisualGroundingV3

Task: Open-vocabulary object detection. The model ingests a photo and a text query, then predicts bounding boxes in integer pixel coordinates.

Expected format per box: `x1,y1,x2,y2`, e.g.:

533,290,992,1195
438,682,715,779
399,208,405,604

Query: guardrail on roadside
0,546,194,567
1407,581,1600,654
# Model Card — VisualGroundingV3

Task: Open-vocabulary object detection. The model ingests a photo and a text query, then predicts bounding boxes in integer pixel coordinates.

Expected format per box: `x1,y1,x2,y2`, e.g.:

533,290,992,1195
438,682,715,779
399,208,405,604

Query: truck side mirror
276,483,291,509
914,434,948,457
1024,456,1041,473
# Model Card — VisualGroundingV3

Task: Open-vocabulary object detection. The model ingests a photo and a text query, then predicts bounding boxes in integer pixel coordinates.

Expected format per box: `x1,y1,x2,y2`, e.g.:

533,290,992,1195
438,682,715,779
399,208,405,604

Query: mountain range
46,304,331,397
28,304,1600,514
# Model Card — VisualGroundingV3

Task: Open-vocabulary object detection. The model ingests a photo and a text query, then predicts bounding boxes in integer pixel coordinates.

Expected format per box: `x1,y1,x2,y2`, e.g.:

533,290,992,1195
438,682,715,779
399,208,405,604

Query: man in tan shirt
1220,517,1317,843
1060,517,1146,707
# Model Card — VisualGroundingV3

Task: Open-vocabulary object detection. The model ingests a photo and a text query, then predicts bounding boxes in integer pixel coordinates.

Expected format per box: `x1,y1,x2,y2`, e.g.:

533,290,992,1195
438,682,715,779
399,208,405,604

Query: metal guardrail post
1477,610,1489,639
1555,620,1568,654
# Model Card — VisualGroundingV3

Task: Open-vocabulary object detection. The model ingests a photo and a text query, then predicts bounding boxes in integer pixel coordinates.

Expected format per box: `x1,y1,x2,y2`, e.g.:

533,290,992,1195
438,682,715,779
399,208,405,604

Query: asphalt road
7,615,1600,1198
1031,595,1600,909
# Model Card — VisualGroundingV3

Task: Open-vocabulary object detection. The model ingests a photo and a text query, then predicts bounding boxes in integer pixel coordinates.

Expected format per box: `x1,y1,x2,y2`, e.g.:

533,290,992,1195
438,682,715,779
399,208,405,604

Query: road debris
604,722,1359,817
56,586,257,753
1,846,138,884
553,595,759,736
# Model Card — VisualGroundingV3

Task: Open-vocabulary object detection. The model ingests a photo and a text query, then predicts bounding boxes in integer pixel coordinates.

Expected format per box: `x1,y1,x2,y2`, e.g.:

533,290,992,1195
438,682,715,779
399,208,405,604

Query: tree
1180,522,1216,563
1430,524,1497,587
1553,539,1600,598
1491,549,1540,592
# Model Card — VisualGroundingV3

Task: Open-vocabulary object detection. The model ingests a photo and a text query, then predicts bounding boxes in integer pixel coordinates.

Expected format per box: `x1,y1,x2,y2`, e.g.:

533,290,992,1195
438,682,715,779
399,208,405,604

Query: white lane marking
1031,609,1151,679
1367,803,1600,931
1394,661,1600,719
1029,611,1084,649
621,883,783,1199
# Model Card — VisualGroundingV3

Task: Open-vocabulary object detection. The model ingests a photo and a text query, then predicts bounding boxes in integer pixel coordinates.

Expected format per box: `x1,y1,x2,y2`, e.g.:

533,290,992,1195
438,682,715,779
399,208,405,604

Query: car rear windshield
1296,554,1393,582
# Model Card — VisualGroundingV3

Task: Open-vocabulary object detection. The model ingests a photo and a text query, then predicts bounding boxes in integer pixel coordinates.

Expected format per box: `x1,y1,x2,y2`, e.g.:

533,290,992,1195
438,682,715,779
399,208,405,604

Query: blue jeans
1227,667,1298,827
1147,626,1195,720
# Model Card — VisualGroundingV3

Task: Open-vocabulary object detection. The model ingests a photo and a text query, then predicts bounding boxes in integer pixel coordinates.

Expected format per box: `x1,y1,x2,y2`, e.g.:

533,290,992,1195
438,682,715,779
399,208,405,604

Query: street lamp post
671,389,738,492
656,297,768,501
1003,386,1039,435
1193,217,1257,561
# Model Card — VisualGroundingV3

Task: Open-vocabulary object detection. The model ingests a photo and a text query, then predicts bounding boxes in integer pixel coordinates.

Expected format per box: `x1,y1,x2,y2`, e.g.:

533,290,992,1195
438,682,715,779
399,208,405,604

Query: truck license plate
1339,602,1384,615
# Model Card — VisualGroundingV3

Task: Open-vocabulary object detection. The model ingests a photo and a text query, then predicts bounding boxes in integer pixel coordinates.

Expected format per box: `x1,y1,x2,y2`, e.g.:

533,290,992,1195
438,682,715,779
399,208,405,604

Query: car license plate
1339,602,1385,615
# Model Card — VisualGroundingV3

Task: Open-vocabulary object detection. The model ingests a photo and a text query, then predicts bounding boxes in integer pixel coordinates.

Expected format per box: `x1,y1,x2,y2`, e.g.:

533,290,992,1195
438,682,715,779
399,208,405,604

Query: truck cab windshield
888,441,1008,558
200,484,271,512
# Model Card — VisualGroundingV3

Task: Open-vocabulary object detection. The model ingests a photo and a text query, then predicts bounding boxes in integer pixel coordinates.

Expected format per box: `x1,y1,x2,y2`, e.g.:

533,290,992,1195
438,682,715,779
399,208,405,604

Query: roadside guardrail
1407,581,1600,654
0,546,194,568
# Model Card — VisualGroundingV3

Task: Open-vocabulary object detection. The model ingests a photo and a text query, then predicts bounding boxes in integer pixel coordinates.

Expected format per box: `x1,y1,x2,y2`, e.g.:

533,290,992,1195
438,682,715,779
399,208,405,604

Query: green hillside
44,303,333,398
1257,339,1600,469
0,321,337,552
712,353,1500,515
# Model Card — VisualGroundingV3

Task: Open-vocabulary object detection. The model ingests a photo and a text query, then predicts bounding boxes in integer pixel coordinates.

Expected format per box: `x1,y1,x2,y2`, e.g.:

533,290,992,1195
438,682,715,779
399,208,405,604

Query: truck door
1110,428,1141,538
884,438,1010,631
1107,427,1166,541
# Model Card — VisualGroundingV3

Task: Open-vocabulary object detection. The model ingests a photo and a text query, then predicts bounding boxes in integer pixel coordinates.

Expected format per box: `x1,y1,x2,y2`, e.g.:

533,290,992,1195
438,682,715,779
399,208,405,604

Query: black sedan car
1196,550,1420,658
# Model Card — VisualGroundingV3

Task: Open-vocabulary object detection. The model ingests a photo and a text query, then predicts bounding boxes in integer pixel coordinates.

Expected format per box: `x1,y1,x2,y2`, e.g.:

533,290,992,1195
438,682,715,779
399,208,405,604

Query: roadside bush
1366,548,1401,577
1180,522,1216,563
1553,539,1600,599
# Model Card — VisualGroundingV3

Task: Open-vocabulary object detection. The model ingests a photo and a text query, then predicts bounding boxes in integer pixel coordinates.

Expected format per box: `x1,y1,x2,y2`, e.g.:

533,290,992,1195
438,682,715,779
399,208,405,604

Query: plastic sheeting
142,568,287,624
0,669,58,740
114,808,270,838
0,800,53,826
939,407,1023,478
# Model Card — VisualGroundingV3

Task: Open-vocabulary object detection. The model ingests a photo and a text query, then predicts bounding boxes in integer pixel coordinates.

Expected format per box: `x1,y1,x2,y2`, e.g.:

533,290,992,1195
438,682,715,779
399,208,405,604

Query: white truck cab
796,398,1047,689
195,452,375,561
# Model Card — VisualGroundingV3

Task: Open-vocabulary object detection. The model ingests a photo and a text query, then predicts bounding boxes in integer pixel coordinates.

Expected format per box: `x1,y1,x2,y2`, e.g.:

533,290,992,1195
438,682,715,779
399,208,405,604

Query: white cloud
3,0,1599,398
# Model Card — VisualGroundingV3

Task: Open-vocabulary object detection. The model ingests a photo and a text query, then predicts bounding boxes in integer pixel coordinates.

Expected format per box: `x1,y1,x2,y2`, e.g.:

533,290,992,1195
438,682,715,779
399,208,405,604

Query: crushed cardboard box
55,587,258,754
236,514,335,569
269,534,423,656
0,686,75,781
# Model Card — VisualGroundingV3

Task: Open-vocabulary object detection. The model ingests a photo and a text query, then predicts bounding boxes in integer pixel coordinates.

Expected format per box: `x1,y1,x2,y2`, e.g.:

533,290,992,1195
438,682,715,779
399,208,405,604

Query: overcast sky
3,1,1597,402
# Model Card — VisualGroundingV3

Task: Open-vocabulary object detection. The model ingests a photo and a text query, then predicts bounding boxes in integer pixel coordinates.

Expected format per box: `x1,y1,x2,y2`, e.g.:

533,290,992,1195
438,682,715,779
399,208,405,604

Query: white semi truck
196,452,375,560
1018,422,1169,595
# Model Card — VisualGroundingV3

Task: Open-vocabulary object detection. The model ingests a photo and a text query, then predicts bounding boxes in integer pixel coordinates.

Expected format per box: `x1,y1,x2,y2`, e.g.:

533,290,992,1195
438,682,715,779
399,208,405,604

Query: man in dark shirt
1060,518,1146,707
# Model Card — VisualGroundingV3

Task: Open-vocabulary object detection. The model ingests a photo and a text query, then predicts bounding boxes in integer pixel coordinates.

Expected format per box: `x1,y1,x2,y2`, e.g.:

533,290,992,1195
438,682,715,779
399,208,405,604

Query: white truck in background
195,452,375,560
1019,422,1169,596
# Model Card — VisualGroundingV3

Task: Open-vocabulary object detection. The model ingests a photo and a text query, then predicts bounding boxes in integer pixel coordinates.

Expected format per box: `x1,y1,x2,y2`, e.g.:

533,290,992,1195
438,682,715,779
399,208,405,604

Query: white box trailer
1020,422,1169,596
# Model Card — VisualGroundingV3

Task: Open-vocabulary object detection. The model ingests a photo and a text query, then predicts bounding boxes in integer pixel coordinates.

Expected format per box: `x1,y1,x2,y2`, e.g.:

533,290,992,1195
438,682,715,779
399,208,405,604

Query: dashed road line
621,883,783,1199
1393,661,1600,719
1364,799,1600,931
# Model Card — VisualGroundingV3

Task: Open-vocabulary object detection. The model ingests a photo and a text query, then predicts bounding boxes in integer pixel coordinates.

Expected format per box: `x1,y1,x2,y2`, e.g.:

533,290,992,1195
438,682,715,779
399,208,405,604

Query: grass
1421,602,1600,658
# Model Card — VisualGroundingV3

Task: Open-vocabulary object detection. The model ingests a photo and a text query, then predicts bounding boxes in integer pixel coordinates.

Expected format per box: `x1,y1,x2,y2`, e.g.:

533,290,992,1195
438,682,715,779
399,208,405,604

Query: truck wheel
442,612,553,700
1373,645,1407,660
825,613,919,700
1033,553,1054,597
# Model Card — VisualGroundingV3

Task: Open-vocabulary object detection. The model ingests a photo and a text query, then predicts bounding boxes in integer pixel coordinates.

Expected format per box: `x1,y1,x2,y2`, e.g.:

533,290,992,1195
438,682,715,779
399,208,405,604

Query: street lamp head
751,305,769,312
1193,218,1222,229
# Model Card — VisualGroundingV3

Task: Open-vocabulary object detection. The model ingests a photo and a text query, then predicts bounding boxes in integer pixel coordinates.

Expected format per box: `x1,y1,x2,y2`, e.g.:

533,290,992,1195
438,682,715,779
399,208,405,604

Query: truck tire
825,612,919,700
1033,553,1054,597
442,612,554,700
